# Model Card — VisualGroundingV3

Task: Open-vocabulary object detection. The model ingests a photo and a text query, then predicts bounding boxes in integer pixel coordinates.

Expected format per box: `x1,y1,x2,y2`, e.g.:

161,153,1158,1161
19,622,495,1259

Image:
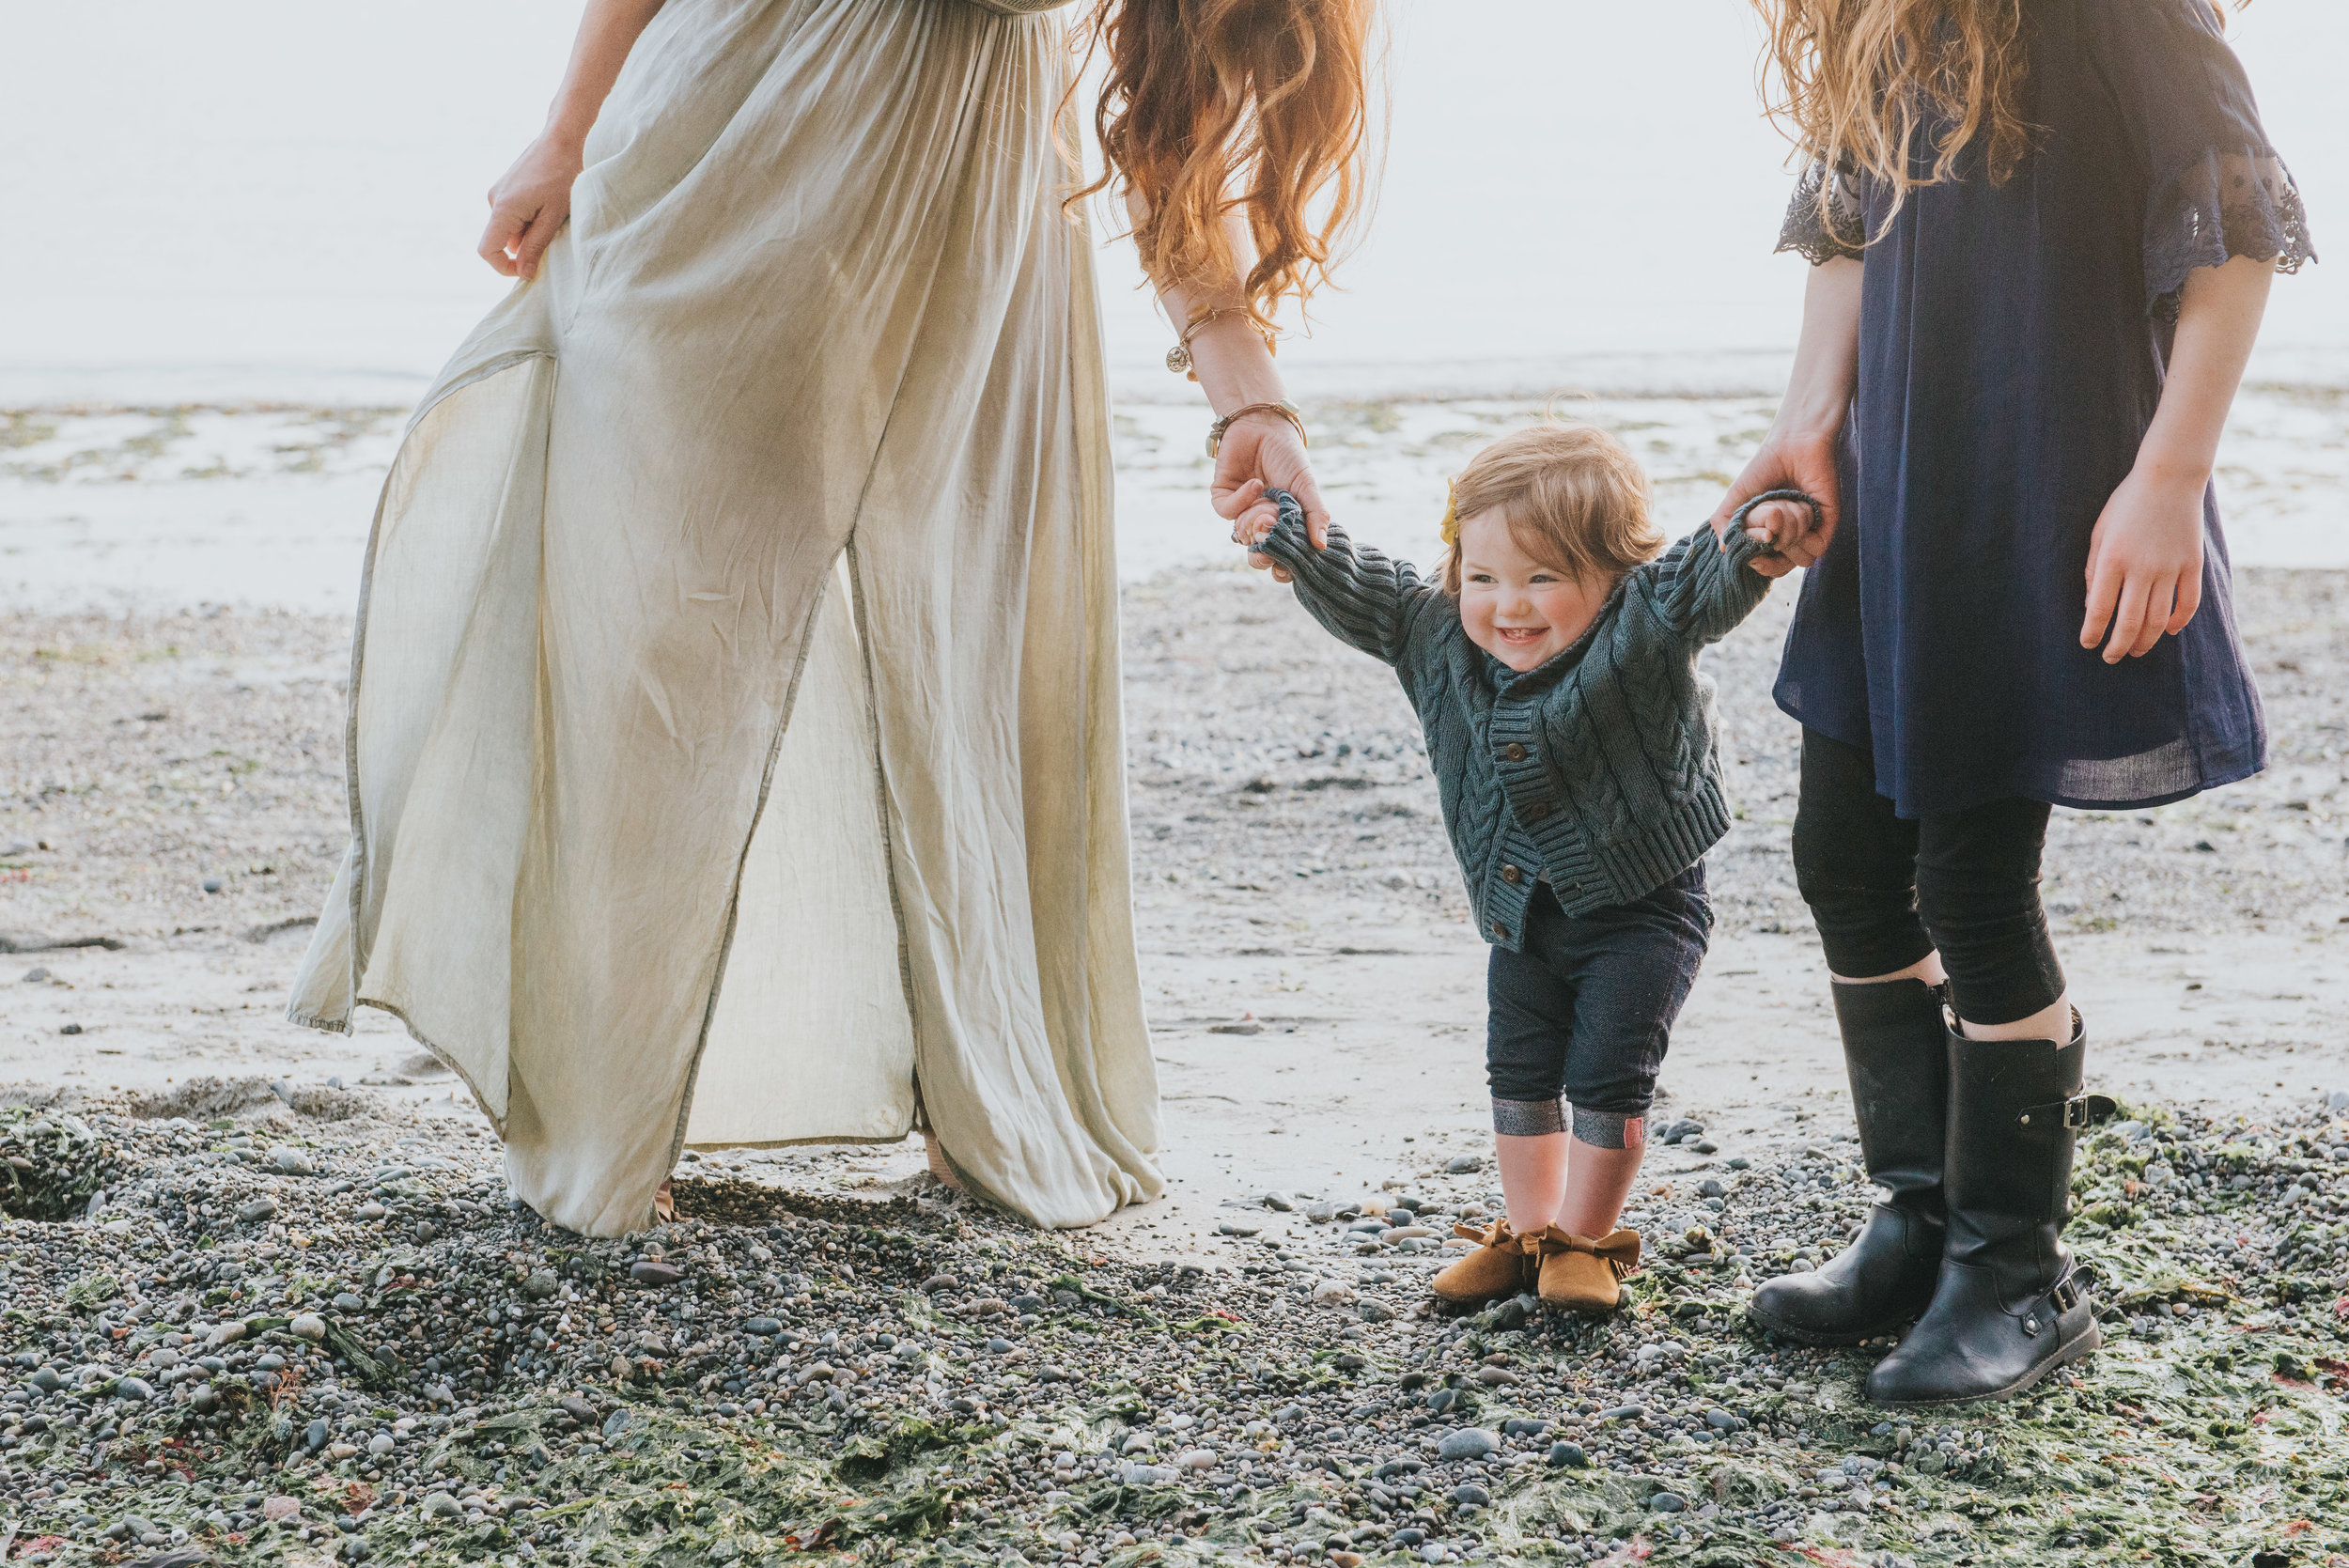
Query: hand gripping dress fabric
285,0,1161,1237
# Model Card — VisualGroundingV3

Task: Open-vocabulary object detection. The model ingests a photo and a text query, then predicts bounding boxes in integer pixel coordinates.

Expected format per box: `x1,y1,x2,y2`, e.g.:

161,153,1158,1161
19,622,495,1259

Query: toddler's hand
1226,477,1293,582
1738,498,1808,554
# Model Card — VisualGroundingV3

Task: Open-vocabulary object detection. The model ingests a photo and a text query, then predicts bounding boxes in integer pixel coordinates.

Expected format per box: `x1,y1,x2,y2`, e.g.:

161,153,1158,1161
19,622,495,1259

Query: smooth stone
919,1274,957,1293
522,1272,559,1301
1698,1179,1726,1199
1310,1280,1355,1304
1436,1428,1501,1461
986,1338,1015,1354
1705,1407,1738,1431
332,1293,366,1312
1649,1491,1688,1514
1218,1222,1261,1237
290,1313,327,1343
269,1144,316,1176
1358,1300,1394,1324
368,1433,395,1456
1547,1441,1588,1467
1598,1405,1645,1421
114,1377,154,1403
1303,1201,1339,1223
1120,1463,1180,1487
304,1417,330,1451
1692,1140,1719,1155
630,1259,685,1287
559,1397,597,1422
235,1198,278,1224
355,1203,387,1221
423,1492,461,1518
1260,1191,1295,1212
1444,1156,1483,1173
1176,1448,1218,1470
744,1317,783,1336
1727,1157,1750,1171
1450,1484,1490,1507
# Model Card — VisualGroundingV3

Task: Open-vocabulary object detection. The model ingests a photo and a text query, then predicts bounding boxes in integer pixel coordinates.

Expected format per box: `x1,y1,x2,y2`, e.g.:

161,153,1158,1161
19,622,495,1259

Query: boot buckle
2017,1094,2117,1130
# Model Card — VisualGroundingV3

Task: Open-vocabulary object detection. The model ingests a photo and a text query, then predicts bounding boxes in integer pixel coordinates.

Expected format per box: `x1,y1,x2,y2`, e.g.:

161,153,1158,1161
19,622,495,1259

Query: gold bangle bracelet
1206,399,1307,458
1168,311,1279,380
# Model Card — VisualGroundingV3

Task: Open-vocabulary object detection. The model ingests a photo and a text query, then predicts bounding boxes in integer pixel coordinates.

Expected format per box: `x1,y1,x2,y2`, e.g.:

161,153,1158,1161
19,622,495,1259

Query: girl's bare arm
1709,256,1863,578
477,0,667,280
2078,256,2274,661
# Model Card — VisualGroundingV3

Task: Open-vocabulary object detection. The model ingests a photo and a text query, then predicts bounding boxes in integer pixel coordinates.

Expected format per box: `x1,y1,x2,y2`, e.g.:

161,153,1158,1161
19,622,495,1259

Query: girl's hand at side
2080,463,2205,662
479,133,585,280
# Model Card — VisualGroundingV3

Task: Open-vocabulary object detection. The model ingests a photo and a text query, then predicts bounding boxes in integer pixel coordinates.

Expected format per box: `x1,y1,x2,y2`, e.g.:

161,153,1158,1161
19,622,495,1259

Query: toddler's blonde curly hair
1439,424,1661,597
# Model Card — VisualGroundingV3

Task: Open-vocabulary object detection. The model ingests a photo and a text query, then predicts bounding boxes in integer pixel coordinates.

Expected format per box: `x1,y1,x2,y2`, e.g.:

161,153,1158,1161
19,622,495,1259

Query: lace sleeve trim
1776,160,1869,266
2145,147,2317,321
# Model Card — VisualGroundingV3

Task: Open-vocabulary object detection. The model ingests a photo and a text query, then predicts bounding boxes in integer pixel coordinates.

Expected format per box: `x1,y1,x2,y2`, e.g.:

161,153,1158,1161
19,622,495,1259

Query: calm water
4,0,2341,404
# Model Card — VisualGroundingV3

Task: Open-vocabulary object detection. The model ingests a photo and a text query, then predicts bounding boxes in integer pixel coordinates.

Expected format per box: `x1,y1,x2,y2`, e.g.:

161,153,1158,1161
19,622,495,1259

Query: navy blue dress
1772,0,2313,819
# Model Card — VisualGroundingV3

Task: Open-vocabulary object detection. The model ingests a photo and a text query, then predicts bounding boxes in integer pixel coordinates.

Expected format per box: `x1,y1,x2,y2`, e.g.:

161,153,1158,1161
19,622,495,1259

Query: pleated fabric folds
288,0,1162,1236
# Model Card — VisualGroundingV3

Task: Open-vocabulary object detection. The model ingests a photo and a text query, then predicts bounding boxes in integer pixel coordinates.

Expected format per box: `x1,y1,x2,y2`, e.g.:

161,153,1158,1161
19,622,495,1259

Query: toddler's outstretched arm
1242,487,1442,670
1648,489,1812,645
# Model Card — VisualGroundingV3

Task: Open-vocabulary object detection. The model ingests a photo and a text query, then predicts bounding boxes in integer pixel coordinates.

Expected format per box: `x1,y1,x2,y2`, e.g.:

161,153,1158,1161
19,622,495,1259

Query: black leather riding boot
1747,977,1949,1345
1867,1012,2109,1405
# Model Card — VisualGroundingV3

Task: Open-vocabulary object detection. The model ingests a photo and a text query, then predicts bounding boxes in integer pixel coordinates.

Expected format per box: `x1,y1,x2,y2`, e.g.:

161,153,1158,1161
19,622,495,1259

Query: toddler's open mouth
1496,627,1548,645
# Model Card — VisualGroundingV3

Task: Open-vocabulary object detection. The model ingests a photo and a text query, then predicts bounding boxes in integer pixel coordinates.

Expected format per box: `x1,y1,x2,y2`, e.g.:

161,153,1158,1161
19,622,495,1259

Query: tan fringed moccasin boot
1431,1219,1533,1304
1532,1227,1641,1313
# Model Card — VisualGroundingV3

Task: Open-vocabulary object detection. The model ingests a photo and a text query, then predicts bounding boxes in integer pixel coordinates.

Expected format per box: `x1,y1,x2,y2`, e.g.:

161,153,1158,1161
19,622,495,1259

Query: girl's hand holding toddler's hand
1710,428,1841,578
2080,463,2206,662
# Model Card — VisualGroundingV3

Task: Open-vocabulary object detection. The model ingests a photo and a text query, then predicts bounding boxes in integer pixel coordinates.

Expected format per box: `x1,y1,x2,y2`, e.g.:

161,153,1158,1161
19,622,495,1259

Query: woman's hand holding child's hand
2080,462,2206,663
1224,476,1295,582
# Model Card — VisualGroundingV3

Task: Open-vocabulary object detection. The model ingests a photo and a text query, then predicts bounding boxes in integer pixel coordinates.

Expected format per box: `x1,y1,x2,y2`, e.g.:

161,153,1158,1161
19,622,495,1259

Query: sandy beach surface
2,528,2342,1250
4,395,2348,1568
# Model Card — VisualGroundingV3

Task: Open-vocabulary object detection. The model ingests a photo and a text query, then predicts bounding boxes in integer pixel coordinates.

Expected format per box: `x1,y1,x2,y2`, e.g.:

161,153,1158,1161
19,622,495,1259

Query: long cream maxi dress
288,0,1163,1238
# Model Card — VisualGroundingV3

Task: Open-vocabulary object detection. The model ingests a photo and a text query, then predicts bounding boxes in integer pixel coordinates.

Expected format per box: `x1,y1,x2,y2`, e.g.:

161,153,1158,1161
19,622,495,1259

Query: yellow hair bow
1439,479,1460,547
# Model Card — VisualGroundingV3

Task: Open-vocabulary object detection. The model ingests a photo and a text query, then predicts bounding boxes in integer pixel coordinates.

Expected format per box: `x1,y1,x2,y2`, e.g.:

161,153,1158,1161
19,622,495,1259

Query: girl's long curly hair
1751,0,2035,230
1072,0,1377,334
1754,1,2241,238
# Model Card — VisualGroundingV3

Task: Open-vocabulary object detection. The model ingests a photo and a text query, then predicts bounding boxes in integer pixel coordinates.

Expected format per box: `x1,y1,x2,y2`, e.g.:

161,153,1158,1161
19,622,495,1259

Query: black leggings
1792,729,2065,1027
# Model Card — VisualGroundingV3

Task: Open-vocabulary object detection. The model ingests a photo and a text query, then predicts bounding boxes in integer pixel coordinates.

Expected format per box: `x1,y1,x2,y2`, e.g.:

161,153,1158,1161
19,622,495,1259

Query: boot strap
2020,1266,2091,1336
2016,1093,2117,1131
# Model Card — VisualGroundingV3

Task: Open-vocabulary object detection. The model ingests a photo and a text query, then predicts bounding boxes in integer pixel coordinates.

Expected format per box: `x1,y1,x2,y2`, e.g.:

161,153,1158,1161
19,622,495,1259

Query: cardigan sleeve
1642,515,1778,647
1252,492,1443,670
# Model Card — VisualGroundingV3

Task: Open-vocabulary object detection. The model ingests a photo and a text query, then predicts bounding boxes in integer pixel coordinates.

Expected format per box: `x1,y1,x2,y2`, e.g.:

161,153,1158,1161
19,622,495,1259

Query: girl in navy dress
1717,0,2311,1405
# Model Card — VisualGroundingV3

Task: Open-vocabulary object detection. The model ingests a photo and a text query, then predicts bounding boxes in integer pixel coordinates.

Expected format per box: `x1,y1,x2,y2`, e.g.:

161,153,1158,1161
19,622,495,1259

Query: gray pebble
115,1376,154,1403
1450,1484,1490,1507
235,1198,278,1224
1435,1428,1500,1461
1444,1155,1483,1174
630,1259,685,1287
1547,1441,1587,1467
1649,1491,1687,1514
523,1271,560,1300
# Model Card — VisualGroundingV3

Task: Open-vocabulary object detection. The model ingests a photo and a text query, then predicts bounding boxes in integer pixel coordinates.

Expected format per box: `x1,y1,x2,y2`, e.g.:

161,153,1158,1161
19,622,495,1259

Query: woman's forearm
2137,256,2275,485
1774,256,1864,437
1131,196,1289,416
543,0,668,151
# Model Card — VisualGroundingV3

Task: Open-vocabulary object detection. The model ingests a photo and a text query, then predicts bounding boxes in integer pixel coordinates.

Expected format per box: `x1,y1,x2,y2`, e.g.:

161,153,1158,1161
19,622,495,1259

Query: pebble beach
3,409,2347,1562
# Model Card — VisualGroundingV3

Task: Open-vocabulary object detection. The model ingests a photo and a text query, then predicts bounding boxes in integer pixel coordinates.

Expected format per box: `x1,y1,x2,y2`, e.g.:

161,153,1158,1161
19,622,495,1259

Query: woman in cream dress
287,0,1371,1237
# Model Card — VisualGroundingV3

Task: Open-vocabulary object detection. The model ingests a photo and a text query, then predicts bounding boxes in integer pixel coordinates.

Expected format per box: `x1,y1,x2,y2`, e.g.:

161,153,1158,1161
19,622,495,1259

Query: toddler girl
1233,425,1805,1311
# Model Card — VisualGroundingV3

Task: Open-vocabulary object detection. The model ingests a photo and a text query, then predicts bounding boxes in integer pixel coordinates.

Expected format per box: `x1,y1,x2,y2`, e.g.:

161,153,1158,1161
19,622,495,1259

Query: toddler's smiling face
1455,507,1612,673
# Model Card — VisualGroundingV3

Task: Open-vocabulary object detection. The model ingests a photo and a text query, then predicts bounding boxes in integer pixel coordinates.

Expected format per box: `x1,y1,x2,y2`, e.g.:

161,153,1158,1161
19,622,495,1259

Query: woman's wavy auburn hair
1756,1,2244,238
1073,0,1377,333
1439,425,1661,598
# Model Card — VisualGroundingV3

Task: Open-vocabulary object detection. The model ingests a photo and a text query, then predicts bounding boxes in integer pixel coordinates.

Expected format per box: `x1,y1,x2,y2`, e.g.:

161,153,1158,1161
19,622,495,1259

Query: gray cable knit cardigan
1252,490,1790,952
